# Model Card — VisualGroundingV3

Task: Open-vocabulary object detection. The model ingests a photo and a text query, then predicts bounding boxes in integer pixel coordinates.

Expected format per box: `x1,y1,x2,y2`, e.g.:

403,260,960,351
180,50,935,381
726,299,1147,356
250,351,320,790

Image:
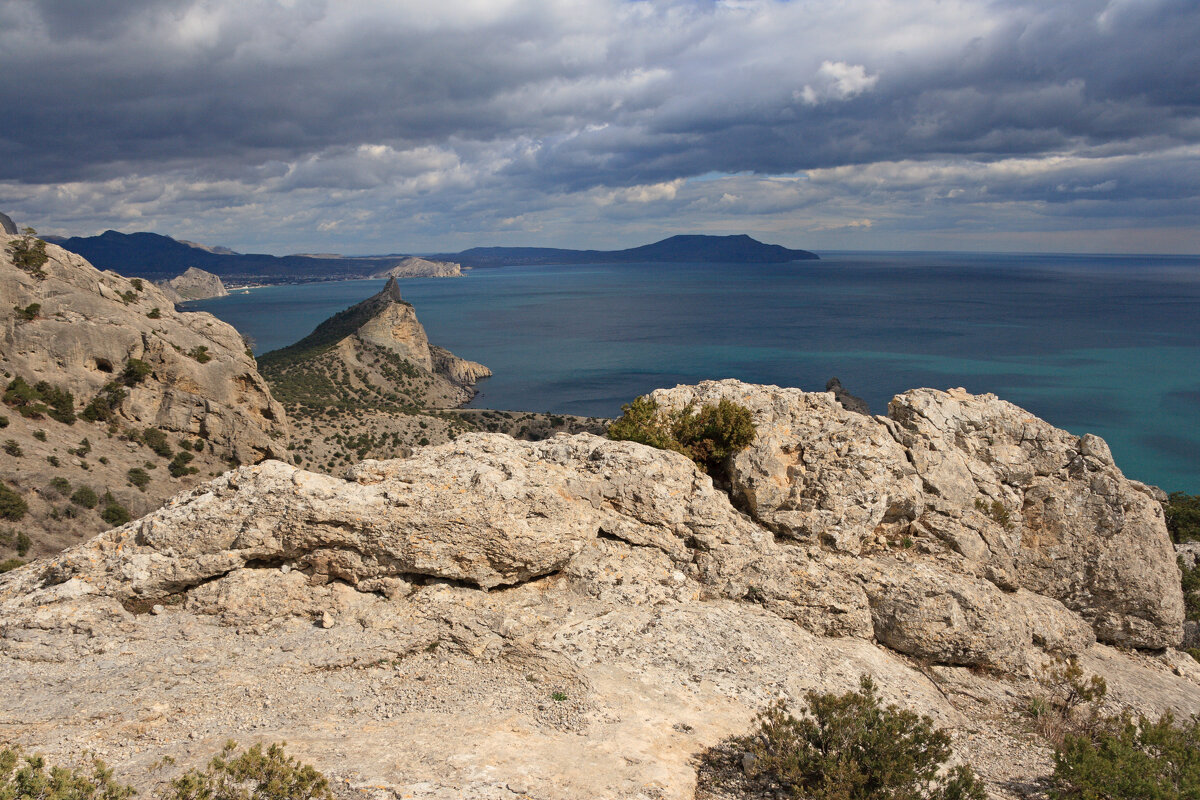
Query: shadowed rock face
0,211,16,235
0,382,1193,800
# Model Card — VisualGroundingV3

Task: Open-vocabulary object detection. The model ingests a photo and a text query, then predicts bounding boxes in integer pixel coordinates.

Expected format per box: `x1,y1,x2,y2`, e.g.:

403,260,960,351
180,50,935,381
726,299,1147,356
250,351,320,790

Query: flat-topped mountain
0,381,1194,799
445,233,819,267
0,232,289,561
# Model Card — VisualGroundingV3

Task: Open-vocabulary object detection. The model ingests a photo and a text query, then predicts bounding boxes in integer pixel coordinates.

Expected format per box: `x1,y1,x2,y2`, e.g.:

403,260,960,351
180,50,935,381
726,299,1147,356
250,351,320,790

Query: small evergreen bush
725,676,985,800
127,467,151,491
70,486,99,509
607,395,756,479
100,493,131,526
0,484,27,521
80,383,127,423
1167,492,1200,542
121,358,153,385
1052,713,1200,799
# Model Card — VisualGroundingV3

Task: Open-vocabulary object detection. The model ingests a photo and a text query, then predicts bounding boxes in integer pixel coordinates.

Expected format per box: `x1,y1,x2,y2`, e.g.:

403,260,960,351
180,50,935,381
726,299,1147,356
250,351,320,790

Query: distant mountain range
441,234,818,267
46,230,818,283
44,231,407,282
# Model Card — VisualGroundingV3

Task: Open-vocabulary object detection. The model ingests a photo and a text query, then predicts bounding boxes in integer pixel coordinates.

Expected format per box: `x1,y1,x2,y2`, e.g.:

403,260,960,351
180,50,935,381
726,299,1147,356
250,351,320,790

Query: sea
186,250,1200,494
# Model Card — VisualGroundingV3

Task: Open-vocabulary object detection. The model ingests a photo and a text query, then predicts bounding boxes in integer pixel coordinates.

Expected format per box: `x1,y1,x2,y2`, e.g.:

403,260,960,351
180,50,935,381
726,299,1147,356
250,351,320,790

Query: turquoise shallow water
188,251,1200,492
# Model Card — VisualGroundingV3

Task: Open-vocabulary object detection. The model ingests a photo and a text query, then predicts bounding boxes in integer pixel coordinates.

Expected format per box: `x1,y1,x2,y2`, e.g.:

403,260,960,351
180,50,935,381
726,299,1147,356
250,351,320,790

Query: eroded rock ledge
0,381,1193,800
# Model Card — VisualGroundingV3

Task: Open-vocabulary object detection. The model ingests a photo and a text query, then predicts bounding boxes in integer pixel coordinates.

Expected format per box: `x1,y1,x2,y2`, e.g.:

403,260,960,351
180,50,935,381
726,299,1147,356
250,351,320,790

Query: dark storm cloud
0,0,1197,252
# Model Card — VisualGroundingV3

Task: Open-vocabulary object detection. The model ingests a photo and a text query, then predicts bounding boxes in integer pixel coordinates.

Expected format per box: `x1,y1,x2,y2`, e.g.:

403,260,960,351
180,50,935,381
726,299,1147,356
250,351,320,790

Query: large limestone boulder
648,380,1184,650
0,410,1197,800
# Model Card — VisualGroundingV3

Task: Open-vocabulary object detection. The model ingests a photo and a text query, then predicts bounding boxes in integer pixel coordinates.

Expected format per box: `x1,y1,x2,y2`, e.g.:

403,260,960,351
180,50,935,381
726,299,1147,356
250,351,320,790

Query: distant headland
45,229,817,284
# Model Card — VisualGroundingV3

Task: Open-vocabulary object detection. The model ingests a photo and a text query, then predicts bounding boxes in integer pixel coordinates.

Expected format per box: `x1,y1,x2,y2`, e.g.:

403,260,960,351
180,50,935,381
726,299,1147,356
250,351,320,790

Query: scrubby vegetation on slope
0,741,330,800
607,395,756,478
700,677,986,799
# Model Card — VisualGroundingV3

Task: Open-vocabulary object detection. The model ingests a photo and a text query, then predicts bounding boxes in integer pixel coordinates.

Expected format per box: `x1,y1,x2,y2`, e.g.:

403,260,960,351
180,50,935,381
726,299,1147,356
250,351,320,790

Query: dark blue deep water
188,251,1200,492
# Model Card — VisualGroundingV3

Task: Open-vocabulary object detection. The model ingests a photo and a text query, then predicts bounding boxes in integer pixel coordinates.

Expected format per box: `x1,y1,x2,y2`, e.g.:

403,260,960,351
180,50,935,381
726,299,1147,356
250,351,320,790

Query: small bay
187,250,1200,493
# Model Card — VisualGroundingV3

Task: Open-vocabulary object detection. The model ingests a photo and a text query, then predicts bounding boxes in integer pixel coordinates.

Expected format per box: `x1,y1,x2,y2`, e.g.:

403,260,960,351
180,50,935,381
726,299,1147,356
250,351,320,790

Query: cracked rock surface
0,381,1195,800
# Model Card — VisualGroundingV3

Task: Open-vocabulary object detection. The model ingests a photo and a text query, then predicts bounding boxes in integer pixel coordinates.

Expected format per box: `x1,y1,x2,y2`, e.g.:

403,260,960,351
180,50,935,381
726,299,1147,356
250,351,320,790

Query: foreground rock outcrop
0,233,289,558
0,381,1194,800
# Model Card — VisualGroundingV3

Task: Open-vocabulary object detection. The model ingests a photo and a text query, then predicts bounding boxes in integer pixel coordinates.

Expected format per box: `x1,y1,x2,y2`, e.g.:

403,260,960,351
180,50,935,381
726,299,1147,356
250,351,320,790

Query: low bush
142,427,173,458
121,358,153,385
7,234,49,279
607,395,756,479
0,741,331,800
717,676,986,800
3,377,75,423
4,439,22,456
14,303,40,321
70,486,99,509
147,307,162,319
188,346,212,364
1052,713,1200,799
127,467,151,491
169,451,198,477
1025,656,1108,748
1167,492,1200,542
49,476,72,496
100,493,131,526
81,383,127,423
0,484,27,521
0,558,23,573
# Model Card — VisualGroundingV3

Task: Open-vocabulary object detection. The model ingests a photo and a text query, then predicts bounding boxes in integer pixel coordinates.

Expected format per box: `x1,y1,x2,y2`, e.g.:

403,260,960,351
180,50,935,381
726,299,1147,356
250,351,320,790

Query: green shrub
0,485,28,521
80,383,126,423
0,747,133,800
15,531,30,557
32,429,46,442
147,307,162,319
1025,656,1108,748
121,358,153,385
973,498,1013,529
1180,556,1200,623
14,303,40,321
49,477,72,496
100,493,131,526
70,486,99,509
169,451,198,477
188,345,212,364
4,439,22,456
1052,713,1200,799
0,558,23,573
607,396,756,479
143,427,173,458
127,467,151,491
728,676,985,800
166,741,332,800
1167,493,1200,543
7,235,49,279
130,279,143,291
0,415,7,428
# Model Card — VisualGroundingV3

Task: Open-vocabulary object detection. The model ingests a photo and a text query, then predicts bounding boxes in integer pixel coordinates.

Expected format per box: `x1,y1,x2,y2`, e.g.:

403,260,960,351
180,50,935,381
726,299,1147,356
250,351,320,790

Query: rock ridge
0,381,1194,800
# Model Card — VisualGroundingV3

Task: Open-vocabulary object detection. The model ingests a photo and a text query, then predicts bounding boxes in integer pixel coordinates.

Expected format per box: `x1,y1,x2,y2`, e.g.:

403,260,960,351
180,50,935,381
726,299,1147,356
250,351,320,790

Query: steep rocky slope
259,278,491,467
371,256,463,278
161,266,230,301
0,232,289,560
0,381,1193,800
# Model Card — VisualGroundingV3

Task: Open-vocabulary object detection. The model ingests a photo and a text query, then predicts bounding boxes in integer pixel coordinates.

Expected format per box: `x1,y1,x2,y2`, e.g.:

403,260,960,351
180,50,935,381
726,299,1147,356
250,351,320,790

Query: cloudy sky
2,0,1198,254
